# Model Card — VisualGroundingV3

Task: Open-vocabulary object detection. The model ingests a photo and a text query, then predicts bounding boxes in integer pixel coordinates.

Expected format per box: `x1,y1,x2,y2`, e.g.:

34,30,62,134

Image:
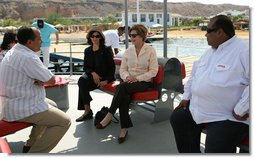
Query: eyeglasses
206,28,219,34
91,35,100,38
129,34,138,38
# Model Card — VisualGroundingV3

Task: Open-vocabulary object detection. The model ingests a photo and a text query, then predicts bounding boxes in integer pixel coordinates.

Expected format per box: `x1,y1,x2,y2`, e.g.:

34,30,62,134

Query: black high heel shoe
118,131,128,144
95,121,111,129
76,110,93,122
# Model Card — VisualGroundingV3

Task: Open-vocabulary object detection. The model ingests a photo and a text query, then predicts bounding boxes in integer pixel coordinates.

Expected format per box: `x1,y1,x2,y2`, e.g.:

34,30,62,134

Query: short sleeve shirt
32,22,58,47
103,30,119,49
0,44,53,121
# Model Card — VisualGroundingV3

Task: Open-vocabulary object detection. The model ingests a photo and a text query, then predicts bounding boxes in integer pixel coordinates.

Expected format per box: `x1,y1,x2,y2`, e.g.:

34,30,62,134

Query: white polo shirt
103,30,119,49
0,43,53,121
183,36,249,125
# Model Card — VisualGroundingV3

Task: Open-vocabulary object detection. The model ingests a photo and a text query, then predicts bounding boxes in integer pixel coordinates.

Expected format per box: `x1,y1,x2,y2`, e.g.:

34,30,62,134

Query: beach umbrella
4,26,17,31
151,23,163,28
55,24,63,28
0,27,5,32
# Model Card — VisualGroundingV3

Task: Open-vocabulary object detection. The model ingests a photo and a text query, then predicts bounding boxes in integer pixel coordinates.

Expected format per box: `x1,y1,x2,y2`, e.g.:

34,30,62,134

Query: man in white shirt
103,26,125,55
0,26,71,153
170,15,249,153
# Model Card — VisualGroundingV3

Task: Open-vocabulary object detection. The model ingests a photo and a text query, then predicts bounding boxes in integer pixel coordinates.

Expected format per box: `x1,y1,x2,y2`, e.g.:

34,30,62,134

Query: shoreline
58,29,249,42
0,29,249,42
49,29,249,54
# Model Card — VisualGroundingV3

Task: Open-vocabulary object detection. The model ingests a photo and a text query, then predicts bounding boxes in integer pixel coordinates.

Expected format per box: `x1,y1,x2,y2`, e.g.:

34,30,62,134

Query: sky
152,0,253,7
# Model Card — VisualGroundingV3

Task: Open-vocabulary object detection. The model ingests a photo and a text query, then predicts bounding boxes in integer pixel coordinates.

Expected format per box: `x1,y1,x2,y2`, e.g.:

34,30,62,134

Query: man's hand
34,79,44,86
232,110,249,121
175,100,190,110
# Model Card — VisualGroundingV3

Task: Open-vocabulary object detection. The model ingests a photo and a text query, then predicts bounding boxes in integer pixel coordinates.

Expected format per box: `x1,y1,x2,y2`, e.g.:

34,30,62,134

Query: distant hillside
0,0,249,21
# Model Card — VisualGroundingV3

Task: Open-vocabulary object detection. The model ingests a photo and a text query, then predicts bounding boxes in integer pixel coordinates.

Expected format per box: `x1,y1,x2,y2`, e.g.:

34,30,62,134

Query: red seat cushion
103,81,159,101
44,76,69,88
113,58,122,65
103,81,120,93
0,120,32,137
0,137,11,153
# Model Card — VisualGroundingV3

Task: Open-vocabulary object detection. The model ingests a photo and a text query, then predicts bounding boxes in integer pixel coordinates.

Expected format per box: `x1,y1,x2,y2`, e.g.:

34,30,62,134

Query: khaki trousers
19,101,71,153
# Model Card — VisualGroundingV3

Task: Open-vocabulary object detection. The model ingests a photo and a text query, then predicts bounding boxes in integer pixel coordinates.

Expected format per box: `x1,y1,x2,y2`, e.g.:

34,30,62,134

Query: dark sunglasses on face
206,28,219,34
91,35,100,38
129,34,138,38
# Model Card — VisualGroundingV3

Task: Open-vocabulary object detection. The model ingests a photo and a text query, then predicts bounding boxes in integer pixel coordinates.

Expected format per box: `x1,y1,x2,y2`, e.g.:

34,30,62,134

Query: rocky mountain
0,0,249,21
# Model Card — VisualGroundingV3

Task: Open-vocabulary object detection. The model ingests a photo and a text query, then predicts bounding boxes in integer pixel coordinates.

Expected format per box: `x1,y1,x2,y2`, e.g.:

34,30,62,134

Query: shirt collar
217,35,237,50
14,43,37,55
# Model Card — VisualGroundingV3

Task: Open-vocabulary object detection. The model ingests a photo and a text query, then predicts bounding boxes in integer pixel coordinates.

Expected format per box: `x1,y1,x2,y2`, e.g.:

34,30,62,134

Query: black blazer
83,45,115,82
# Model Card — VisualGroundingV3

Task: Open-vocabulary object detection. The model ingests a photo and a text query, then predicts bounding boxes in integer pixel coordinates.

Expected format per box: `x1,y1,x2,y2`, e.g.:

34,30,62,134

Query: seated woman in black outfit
76,28,115,122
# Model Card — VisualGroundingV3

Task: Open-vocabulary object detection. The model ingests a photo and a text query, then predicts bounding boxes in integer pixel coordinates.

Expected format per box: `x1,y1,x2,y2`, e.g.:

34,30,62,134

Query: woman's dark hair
211,15,235,38
129,24,148,41
0,32,17,50
86,28,105,46
17,26,37,45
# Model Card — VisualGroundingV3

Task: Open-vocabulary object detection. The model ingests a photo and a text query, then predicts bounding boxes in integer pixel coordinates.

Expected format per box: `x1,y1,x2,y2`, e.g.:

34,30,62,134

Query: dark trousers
108,81,152,128
77,75,98,110
170,107,249,153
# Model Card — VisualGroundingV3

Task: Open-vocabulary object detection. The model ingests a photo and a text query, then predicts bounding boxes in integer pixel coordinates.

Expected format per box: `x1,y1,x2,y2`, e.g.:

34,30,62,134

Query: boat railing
49,42,207,77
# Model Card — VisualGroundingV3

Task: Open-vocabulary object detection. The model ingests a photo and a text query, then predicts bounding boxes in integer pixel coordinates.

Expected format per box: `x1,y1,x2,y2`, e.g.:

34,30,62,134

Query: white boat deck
3,75,207,155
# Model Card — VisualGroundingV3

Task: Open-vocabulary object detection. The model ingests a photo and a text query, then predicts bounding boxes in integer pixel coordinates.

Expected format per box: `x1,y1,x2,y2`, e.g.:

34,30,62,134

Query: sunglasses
207,28,219,34
129,34,138,38
91,35,100,38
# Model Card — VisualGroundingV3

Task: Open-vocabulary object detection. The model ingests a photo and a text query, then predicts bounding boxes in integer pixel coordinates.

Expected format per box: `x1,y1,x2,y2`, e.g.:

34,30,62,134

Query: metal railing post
176,46,179,57
69,42,73,76
163,0,168,58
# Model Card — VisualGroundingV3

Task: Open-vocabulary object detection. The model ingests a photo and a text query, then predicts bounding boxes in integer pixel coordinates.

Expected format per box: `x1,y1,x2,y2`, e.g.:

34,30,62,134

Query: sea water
0,37,248,58
119,38,209,58
119,37,249,58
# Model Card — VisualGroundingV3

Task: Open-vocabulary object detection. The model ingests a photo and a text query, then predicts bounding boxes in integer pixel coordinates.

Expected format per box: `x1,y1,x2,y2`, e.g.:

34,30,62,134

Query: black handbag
94,106,119,126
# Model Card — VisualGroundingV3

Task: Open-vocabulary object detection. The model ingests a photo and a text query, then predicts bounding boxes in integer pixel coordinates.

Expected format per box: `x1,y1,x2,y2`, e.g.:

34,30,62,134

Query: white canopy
151,23,163,28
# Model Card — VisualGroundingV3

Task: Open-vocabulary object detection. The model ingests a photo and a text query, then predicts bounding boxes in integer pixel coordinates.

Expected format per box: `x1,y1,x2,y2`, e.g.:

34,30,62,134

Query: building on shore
121,9,183,28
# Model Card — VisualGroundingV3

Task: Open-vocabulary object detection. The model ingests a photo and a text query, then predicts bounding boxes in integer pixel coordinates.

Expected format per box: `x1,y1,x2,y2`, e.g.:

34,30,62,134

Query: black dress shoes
76,110,93,122
22,145,31,153
118,131,128,144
